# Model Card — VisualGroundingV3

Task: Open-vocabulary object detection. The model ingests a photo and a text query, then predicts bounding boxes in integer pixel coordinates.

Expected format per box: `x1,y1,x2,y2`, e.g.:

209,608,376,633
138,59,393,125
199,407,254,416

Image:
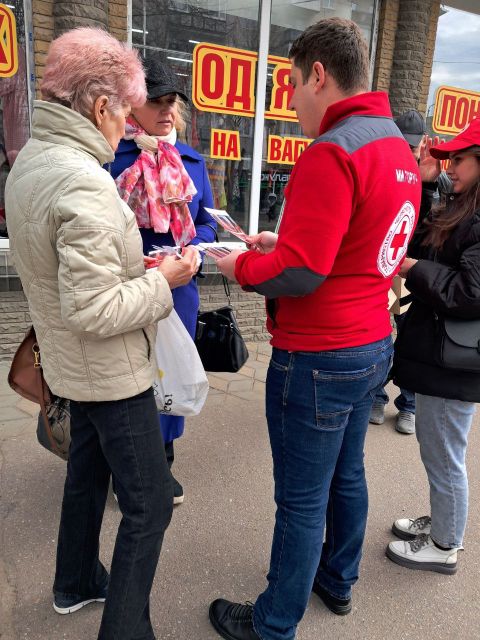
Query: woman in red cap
385,118,480,574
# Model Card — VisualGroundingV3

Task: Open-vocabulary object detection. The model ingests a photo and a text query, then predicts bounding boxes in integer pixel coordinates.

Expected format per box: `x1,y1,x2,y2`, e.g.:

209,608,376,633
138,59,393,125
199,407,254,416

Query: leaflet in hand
197,241,246,260
205,207,247,241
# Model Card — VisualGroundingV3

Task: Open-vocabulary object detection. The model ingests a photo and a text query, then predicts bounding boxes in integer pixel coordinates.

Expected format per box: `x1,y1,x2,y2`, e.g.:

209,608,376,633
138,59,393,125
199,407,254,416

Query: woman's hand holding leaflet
158,246,199,289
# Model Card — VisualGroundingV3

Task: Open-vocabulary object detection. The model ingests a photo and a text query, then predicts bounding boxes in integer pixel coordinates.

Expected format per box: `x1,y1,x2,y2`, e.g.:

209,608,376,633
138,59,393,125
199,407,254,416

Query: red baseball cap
430,118,480,159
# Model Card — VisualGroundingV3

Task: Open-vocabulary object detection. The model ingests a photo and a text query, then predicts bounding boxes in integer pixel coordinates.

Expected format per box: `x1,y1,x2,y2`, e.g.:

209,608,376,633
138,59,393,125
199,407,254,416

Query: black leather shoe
311,581,352,615
209,599,261,640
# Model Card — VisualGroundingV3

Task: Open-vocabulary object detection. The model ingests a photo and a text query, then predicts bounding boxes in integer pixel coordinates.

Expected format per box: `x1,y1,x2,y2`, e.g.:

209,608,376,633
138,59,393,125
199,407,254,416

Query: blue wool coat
109,139,216,442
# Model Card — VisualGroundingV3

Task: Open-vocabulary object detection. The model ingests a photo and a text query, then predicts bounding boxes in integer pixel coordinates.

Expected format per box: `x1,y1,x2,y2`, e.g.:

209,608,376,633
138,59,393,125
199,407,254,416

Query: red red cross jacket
235,92,421,351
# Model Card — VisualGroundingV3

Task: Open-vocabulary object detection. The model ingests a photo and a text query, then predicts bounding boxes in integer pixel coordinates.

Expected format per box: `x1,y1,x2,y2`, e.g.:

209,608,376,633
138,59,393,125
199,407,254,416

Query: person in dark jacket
109,58,216,505
369,110,428,434
386,118,480,574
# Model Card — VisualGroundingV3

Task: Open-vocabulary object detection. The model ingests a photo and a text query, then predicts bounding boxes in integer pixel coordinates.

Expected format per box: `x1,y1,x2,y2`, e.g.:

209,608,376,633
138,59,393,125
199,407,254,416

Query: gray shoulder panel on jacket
251,267,326,298
312,116,404,155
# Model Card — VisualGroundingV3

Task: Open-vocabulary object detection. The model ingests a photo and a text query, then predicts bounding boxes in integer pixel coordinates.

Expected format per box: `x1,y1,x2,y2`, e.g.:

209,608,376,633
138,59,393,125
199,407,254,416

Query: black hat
143,57,189,103
394,109,426,147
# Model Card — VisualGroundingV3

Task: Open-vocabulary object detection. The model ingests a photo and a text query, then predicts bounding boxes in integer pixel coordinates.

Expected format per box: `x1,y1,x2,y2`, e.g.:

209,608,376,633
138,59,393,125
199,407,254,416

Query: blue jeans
253,337,393,640
373,385,415,414
416,393,476,548
53,388,173,640
373,312,415,414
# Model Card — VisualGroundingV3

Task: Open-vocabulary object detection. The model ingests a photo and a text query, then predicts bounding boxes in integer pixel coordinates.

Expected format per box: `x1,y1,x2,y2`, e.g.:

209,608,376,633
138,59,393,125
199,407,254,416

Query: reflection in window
131,0,377,233
258,0,377,232
0,2,30,238
132,0,260,235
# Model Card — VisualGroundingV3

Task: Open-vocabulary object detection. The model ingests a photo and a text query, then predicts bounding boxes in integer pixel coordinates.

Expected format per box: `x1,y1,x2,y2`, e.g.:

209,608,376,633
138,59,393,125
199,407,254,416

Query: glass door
0,0,31,238
131,0,261,238
257,0,378,233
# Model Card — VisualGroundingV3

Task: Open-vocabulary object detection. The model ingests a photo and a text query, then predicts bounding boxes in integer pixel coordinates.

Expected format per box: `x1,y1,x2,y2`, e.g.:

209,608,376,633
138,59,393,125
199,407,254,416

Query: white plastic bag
153,310,209,416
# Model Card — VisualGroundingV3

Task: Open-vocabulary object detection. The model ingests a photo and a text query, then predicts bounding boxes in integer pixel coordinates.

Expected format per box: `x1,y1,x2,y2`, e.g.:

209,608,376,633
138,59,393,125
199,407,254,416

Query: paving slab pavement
1,349,480,640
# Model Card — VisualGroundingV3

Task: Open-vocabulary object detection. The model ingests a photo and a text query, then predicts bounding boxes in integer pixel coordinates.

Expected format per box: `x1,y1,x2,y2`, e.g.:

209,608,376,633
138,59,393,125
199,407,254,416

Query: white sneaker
396,411,415,434
369,404,385,425
386,534,458,574
392,515,431,540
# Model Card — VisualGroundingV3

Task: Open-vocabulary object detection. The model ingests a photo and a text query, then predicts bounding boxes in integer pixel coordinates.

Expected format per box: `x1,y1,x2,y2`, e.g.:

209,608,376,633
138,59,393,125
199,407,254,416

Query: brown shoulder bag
8,327,70,460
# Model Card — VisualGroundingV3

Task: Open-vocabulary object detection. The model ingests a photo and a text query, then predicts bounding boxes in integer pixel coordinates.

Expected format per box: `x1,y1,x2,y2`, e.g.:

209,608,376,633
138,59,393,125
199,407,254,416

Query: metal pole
127,0,132,47
369,0,381,89
23,0,35,126
248,0,272,235
143,0,147,53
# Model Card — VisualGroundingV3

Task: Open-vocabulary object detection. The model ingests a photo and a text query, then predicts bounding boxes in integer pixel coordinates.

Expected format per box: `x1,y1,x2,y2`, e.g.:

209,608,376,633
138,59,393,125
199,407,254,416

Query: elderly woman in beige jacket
5,28,198,640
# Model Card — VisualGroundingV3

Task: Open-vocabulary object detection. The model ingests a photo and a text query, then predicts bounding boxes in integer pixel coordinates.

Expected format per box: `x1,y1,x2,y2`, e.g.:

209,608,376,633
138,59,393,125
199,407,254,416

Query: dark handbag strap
203,222,232,306
33,340,63,458
35,363,60,456
399,293,413,306
203,222,218,242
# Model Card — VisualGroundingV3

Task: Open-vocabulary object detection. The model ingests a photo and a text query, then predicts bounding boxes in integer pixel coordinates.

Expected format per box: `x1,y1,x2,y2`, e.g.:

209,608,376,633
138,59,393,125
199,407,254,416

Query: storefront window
131,0,377,237
0,1,30,238
132,0,261,238
259,0,377,232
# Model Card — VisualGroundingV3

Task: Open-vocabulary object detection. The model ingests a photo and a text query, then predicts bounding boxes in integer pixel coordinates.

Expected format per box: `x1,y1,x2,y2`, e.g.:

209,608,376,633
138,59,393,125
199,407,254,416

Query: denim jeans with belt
253,337,393,640
53,387,173,640
415,393,476,548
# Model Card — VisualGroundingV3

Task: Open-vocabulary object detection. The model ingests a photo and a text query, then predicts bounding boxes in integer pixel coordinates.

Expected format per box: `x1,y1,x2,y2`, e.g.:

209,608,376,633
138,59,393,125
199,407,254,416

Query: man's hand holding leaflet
233,143,354,298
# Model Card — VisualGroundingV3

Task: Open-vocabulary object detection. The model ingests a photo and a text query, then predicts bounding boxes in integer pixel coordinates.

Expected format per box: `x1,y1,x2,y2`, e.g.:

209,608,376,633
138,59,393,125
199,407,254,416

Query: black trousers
54,388,173,640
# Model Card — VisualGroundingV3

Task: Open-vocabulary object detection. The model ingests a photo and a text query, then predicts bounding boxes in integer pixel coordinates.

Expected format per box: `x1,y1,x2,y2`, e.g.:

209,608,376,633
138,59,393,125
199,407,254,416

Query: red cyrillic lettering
271,67,293,112
0,15,7,65
282,139,293,163
454,97,469,130
212,131,226,157
439,94,456,129
269,137,283,162
226,134,239,158
226,59,253,111
293,140,308,161
201,53,224,100
468,98,480,122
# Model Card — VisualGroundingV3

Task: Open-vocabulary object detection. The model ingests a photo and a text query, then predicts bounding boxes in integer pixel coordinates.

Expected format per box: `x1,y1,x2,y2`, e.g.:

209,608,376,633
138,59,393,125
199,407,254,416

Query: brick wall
0,285,269,362
198,282,269,343
108,0,128,41
0,292,30,362
375,0,440,117
388,0,439,116
419,2,441,114
33,0,128,96
372,0,399,94
32,0,54,96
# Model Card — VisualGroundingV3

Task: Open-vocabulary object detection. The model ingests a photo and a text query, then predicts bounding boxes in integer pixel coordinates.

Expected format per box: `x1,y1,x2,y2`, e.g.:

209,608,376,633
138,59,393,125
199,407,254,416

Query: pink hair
41,27,146,116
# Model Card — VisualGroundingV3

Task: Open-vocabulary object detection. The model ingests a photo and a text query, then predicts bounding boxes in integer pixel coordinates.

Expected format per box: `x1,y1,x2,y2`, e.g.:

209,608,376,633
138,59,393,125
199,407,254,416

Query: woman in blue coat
109,58,216,505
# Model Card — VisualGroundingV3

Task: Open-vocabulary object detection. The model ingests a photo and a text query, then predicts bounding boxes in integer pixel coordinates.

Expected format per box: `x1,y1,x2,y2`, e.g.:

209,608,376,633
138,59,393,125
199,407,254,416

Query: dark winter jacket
393,197,480,401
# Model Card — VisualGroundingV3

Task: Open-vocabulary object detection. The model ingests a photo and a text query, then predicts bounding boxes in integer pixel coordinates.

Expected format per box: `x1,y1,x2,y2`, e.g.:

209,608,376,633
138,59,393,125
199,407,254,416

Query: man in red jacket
209,18,421,640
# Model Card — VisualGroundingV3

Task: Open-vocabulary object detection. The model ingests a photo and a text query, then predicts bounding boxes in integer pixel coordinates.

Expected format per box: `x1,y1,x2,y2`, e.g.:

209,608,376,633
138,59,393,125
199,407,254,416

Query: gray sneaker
386,534,458,574
396,411,415,434
369,404,385,425
392,516,431,540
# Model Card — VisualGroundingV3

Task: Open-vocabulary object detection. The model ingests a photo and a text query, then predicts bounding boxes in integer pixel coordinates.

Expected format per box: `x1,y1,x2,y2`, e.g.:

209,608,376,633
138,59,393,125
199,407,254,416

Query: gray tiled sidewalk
2,351,480,640
206,342,271,401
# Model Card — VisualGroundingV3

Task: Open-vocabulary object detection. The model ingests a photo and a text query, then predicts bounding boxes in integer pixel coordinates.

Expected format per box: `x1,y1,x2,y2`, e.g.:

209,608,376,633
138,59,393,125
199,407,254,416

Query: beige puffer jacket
5,101,173,402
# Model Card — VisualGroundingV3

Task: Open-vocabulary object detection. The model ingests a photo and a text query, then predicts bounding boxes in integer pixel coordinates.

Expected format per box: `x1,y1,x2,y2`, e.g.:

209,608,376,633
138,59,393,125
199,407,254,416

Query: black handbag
36,395,71,460
195,276,249,373
435,314,480,372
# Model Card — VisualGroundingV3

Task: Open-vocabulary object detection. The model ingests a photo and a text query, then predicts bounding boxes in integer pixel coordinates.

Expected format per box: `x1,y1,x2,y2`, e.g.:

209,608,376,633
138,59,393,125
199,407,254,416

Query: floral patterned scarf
115,117,197,246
